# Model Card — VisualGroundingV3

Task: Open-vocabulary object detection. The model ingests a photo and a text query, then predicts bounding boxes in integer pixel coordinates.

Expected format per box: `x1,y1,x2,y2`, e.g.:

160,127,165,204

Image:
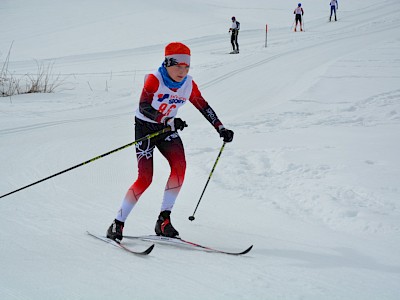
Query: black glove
164,117,188,131
219,128,234,142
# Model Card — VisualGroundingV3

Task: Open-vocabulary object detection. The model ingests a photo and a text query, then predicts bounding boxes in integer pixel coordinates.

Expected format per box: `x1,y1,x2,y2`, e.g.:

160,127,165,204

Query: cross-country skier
106,42,234,242
229,16,240,53
293,3,304,32
330,0,338,21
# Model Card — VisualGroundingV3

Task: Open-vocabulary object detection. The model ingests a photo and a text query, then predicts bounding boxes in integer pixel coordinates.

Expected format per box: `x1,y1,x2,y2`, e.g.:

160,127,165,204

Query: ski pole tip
188,216,195,221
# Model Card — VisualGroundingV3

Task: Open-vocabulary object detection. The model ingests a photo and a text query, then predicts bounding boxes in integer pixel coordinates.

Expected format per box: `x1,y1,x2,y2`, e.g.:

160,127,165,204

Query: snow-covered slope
1,0,399,299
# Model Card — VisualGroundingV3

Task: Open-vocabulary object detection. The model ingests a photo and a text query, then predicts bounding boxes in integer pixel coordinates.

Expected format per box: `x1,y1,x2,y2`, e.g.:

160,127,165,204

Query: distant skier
106,42,234,242
229,16,240,54
330,0,338,21
293,3,304,32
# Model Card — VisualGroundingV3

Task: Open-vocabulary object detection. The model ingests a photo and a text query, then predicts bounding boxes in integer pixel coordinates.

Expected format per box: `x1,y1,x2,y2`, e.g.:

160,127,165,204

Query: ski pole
0,127,170,199
188,142,226,221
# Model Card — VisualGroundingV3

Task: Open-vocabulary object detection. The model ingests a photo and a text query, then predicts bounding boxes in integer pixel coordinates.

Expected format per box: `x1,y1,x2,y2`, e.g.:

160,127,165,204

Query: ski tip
220,244,253,255
131,243,155,255
238,245,253,255
144,244,155,255
220,244,254,255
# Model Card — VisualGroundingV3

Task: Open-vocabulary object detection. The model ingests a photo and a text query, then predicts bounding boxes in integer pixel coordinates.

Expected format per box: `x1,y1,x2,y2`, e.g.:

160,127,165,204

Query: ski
87,231,155,256
124,235,253,256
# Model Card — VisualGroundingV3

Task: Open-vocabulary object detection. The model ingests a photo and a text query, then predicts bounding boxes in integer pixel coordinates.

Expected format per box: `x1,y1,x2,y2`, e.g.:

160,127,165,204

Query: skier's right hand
164,117,188,131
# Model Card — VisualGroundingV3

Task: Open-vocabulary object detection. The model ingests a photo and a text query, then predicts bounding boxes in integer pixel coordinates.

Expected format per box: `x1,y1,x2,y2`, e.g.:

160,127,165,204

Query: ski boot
155,210,179,238
106,219,124,242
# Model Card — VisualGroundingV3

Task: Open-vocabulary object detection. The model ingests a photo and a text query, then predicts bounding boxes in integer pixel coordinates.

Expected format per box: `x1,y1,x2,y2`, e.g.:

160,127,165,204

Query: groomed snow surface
1,0,399,299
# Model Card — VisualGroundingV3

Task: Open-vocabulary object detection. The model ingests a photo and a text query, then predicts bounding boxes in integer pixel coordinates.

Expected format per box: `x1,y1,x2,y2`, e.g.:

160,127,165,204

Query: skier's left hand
219,128,234,143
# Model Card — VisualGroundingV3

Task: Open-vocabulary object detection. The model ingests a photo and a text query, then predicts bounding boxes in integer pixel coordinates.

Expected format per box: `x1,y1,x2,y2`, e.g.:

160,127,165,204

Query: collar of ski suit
158,64,187,90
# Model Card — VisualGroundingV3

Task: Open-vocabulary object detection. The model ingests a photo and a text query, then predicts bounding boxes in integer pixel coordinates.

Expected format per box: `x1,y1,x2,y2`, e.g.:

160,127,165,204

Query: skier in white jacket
293,3,304,32
229,16,240,53
330,0,338,21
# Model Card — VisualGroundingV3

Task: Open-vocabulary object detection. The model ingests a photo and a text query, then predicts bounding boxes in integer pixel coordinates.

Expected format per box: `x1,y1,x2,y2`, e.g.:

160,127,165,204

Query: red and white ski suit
115,70,223,222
